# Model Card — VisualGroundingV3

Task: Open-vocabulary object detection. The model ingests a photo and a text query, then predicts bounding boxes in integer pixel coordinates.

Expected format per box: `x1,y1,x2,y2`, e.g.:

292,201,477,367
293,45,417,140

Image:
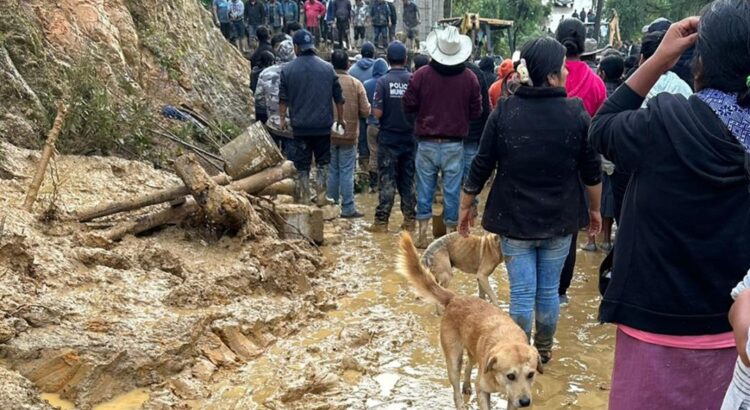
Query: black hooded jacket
466,63,489,142
591,84,750,336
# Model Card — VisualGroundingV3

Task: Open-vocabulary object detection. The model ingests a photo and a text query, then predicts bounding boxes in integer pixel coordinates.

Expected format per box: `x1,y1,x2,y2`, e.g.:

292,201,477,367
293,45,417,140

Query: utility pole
594,0,604,41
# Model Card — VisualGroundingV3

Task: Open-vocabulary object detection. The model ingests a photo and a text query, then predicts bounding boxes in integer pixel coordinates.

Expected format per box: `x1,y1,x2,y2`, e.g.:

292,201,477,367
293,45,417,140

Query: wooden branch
23,103,68,212
75,174,231,222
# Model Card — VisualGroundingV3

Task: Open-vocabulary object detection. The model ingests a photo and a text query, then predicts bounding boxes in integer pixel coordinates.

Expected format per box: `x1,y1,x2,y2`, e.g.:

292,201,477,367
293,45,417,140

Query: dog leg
462,354,474,396
442,338,465,409
475,382,491,410
477,270,501,307
477,279,486,300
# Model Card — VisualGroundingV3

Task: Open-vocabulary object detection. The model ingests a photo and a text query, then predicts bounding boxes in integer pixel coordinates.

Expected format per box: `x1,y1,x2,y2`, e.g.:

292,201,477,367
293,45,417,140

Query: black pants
292,134,330,172
219,22,232,39
558,232,578,296
354,26,365,40
336,18,349,48
375,141,417,223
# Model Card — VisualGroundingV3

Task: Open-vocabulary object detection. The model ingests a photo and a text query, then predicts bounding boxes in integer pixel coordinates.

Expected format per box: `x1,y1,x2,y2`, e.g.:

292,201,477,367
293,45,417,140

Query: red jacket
402,64,482,139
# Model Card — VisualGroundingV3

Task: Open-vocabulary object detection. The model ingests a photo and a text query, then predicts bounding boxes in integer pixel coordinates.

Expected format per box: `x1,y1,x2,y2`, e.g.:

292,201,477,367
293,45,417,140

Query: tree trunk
23,102,68,212
594,0,604,41
88,199,200,244
75,174,231,222
75,161,296,222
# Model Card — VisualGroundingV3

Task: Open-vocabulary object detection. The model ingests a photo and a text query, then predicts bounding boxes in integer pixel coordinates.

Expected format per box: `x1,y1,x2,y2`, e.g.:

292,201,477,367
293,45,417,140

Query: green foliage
607,0,711,41
451,0,551,54
58,58,156,159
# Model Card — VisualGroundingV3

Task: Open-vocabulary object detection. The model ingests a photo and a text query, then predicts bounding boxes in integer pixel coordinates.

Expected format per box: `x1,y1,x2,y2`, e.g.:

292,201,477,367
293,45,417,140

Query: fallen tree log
259,178,295,196
82,161,296,243
174,154,257,234
75,174,231,222
75,161,296,222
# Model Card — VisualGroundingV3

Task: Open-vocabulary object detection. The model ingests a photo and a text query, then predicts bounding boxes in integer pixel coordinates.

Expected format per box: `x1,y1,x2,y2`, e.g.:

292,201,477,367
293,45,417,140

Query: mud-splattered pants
500,235,572,353
374,141,417,223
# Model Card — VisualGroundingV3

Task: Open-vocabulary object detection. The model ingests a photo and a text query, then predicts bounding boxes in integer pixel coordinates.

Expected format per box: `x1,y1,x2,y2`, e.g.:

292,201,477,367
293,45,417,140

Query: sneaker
559,294,569,306
581,243,598,252
342,211,365,219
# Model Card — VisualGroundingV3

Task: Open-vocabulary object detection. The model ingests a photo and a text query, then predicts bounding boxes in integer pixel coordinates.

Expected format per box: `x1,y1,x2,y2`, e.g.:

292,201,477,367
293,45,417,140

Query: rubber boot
366,220,388,233
315,166,333,207
415,220,430,249
294,173,312,205
369,171,378,193
400,218,416,232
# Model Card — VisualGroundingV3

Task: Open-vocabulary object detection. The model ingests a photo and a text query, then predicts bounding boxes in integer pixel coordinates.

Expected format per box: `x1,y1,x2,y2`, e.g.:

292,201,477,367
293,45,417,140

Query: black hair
555,18,586,57
259,51,276,68
331,49,349,70
361,44,375,58
413,54,430,71
695,0,750,106
640,30,665,61
599,55,625,80
284,21,302,35
271,33,287,49
624,55,638,71
256,26,270,43
520,37,567,87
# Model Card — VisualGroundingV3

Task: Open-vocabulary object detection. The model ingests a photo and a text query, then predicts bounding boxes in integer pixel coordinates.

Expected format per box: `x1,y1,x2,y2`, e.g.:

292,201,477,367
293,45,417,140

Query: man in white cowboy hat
402,26,482,248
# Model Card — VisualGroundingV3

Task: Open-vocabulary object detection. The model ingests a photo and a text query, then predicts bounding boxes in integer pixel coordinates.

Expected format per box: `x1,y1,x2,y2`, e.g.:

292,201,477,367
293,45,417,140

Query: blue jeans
415,141,463,227
327,144,357,215
463,140,479,207
373,25,388,48
500,235,573,353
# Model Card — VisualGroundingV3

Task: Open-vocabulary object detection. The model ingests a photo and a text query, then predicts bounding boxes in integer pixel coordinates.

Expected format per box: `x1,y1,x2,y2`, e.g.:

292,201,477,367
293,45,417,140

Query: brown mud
0,141,614,409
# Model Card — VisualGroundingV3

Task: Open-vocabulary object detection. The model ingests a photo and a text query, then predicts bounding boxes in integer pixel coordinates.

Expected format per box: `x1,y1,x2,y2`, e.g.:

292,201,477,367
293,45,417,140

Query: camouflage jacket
255,63,290,129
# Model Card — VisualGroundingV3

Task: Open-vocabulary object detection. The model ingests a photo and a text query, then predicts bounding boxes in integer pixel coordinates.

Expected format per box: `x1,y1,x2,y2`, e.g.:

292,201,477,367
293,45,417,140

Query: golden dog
421,232,503,306
399,233,541,410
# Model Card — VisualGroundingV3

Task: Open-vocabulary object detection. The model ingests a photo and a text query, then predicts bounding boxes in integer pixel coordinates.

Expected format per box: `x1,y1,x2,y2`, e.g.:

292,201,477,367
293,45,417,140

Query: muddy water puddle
237,194,615,409
42,389,150,409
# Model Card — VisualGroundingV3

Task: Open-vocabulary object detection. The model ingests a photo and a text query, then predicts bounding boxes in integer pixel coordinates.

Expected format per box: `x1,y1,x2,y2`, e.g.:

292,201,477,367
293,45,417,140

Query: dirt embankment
0,141,340,409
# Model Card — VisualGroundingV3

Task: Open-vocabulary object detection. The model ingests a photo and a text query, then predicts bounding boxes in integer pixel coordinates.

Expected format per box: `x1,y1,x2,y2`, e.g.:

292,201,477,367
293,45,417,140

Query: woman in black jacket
589,2,750,408
459,37,602,363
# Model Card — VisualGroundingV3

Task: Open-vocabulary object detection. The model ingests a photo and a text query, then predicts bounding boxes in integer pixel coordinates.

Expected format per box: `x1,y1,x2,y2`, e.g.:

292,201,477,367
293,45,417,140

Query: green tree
606,0,710,41
451,0,550,54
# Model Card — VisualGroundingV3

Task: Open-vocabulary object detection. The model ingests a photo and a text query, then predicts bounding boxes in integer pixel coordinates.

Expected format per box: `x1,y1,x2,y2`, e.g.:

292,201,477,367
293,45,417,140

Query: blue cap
293,29,315,52
361,42,375,58
386,41,407,62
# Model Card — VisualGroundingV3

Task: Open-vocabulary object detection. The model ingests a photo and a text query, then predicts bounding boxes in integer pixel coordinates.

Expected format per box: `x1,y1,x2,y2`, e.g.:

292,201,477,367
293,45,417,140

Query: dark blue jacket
279,53,345,136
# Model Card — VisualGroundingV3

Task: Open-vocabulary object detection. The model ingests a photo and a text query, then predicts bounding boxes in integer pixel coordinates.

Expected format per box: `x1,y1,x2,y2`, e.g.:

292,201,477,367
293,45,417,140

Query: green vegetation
58,58,156,159
607,0,709,41
451,0,551,55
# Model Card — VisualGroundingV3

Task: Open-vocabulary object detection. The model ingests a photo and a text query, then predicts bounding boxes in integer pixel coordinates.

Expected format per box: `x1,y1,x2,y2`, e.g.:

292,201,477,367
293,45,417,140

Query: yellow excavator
439,13,514,58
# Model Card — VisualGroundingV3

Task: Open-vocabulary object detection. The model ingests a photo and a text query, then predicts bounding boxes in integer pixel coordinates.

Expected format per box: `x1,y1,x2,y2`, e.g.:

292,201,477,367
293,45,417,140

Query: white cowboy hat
425,26,473,66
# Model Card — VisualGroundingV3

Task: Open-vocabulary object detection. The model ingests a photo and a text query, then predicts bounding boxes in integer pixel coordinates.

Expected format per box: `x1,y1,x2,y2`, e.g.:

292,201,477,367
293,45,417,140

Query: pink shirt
564,60,607,117
619,325,735,350
304,0,326,28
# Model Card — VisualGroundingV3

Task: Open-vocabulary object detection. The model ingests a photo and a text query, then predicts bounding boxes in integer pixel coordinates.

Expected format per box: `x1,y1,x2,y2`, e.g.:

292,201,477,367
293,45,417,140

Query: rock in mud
0,319,17,343
75,248,133,270
138,246,184,277
0,366,55,410
279,370,341,403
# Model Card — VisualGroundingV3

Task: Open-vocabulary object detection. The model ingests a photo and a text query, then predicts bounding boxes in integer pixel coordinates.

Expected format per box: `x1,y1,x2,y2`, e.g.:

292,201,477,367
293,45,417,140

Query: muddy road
200,195,615,409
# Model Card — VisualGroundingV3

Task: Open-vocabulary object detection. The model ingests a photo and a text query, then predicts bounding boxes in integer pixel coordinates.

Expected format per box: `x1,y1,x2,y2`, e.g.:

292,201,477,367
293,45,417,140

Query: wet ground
204,194,615,409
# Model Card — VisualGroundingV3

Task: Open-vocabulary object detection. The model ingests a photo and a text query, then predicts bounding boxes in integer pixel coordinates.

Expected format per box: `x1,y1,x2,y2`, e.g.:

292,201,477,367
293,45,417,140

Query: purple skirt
610,328,736,410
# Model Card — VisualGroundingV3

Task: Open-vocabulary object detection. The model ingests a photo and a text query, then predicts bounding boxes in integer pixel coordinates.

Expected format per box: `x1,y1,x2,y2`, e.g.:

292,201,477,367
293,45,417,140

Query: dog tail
398,232,455,307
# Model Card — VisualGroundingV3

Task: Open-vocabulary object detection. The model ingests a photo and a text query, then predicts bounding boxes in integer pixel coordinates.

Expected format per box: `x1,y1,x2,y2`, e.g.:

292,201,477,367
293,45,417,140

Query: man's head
386,41,407,67
361,42,375,59
271,33,287,49
257,26,271,44
292,29,316,55
413,53,430,71
598,54,625,81
640,30,665,64
331,49,350,70
275,39,296,63
284,22,302,36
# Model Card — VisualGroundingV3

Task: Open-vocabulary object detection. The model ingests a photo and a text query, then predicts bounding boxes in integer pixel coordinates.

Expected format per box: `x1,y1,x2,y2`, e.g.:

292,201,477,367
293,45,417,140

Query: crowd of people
247,0,750,407
212,0,420,52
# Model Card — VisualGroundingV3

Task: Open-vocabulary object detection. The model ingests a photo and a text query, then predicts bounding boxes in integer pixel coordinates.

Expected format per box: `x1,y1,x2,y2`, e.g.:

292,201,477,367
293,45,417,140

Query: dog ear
485,356,497,373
